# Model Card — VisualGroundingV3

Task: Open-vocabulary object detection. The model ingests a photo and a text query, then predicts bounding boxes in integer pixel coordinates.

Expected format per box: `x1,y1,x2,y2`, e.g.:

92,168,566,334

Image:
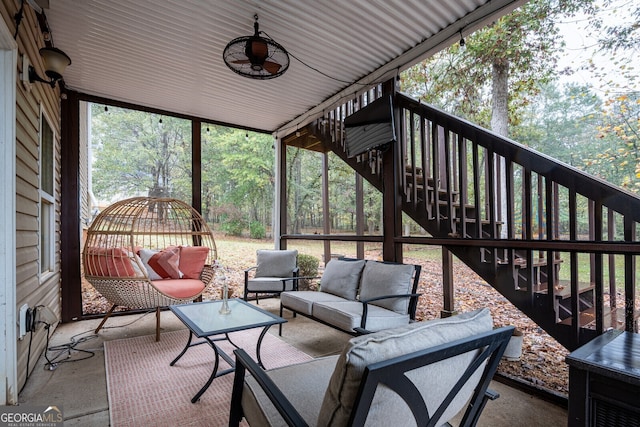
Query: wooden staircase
286,86,639,351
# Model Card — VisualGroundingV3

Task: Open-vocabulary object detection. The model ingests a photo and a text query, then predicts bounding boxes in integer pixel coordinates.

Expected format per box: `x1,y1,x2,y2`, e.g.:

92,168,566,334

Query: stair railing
308,87,639,349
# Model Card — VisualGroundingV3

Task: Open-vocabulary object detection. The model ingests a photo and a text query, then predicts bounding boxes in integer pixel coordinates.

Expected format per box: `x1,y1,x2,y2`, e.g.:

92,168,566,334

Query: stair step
558,306,637,329
540,280,594,300
513,257,563,269
406,184,459,198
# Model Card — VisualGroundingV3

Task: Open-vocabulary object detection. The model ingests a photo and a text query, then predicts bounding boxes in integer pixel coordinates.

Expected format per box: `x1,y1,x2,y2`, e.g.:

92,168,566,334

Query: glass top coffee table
169,298,286,403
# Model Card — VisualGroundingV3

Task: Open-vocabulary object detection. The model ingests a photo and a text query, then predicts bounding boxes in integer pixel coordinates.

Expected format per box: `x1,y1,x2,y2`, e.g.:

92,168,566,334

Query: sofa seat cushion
281,291,347,316
312,301,410,333
151,278,205,299
242,355,339,426
320,259,366,300
317,308,493,426
247,277,295,293
358,261,415,314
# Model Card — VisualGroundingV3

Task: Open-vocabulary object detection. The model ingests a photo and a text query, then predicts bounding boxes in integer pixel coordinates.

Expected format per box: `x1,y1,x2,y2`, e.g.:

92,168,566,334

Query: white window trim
39,107,56,281
0,17,18,405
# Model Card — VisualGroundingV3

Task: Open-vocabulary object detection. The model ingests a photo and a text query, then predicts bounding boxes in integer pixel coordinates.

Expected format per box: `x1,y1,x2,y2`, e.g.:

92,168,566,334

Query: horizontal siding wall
2,0,63,392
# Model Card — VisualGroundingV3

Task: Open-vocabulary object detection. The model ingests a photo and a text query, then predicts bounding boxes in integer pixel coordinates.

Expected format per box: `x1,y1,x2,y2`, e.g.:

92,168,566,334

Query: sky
555,0,639,96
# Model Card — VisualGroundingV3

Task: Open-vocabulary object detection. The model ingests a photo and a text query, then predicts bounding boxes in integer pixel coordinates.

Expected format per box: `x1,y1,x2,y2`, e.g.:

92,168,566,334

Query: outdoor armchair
244,249,299,303
229,308,514,426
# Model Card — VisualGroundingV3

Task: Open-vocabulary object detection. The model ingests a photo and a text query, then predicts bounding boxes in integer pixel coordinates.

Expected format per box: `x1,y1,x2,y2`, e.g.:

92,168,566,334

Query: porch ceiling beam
275,0,527,139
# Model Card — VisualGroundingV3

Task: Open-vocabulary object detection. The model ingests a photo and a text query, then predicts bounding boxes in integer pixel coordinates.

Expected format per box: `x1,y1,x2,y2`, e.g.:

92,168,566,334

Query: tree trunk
492,60,509,239
491,60,509,137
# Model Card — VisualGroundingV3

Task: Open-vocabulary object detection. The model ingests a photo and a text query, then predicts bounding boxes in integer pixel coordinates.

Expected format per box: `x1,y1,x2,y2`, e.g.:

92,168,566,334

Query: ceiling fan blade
231,59,251,64
263,61,282,75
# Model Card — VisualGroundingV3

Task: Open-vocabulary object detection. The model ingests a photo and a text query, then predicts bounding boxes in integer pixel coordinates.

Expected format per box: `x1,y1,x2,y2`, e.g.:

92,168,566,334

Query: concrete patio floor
18,298,568,426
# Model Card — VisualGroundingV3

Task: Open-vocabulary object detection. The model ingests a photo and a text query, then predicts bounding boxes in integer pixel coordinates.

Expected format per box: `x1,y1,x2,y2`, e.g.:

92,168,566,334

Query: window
40,113,55,276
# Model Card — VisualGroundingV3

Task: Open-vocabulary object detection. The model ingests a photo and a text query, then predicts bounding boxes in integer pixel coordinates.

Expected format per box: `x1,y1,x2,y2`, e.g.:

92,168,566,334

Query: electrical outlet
35,306,57,327
19,304,29,339
27,307,37,332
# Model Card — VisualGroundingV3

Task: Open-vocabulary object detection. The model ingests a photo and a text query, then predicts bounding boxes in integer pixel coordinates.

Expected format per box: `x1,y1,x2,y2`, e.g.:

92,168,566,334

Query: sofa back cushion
320,259,366,300
255,249,298,278
317,308,493,426
358,261,415,313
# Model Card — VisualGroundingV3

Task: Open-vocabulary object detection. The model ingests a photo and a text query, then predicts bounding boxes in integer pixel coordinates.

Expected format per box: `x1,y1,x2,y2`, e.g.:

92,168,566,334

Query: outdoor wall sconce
28,47,71,88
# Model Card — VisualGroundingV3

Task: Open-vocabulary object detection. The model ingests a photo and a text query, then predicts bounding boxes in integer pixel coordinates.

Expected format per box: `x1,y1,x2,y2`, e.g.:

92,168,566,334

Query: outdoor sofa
279,258,421,335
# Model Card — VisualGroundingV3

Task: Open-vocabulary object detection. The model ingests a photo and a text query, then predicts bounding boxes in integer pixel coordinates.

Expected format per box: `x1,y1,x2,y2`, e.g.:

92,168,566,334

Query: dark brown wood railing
285,85,639,350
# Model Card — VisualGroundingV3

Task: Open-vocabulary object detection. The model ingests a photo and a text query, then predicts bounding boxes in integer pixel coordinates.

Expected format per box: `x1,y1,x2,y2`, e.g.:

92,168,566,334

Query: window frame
39,107,56,279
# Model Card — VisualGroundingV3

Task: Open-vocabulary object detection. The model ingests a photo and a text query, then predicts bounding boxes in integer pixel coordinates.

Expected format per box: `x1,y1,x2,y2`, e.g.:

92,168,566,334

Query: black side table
566,330,640,426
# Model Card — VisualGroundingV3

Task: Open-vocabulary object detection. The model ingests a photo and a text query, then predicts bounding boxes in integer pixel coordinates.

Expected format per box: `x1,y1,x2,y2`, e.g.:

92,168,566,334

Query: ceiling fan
223,15,290,80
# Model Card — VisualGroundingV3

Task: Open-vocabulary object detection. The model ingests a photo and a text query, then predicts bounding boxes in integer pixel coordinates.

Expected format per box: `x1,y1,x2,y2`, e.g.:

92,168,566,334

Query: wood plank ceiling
43,0,525,135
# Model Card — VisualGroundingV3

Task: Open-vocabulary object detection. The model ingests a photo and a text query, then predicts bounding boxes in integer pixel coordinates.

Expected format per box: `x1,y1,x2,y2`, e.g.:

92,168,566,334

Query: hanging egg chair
83,197,217,341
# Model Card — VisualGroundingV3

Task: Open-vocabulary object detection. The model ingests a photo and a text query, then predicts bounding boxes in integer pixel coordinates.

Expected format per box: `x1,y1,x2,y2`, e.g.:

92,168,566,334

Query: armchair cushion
254,249,298,278
320,259,366,300
241,356,339,426
317,308,493,426
358,261,415,314
246,277,296,293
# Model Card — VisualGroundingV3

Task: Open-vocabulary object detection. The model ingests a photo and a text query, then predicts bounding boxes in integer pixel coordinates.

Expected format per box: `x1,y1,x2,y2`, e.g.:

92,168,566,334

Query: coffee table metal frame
169,298,286,403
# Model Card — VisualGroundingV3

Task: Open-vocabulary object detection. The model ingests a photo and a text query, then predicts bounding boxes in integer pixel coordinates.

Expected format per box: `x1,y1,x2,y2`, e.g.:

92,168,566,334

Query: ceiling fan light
222,15,289,80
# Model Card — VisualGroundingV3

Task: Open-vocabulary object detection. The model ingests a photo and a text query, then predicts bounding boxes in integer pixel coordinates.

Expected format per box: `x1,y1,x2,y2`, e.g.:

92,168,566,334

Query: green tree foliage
201,126,275,233
593,1,639,52
285,148,382,234
287,147,322,234
578,1,640,192
401,0,596,134
516,83,603,165
91,105,276,234
586,94,640,190
90,104,191,202
581,1,639,98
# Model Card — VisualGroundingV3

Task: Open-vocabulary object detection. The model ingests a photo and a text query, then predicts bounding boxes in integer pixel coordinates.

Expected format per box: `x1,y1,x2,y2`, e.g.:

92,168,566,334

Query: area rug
104,328,313,426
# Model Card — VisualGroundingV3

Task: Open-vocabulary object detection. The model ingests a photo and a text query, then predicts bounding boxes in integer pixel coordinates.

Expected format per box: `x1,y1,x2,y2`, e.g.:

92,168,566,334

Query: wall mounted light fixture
29,47,71,88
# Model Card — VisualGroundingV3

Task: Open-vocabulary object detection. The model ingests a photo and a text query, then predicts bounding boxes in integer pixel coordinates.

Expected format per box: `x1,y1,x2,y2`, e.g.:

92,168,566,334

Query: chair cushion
242,356,339,426
312,301,410,332
358,261,415,314
85,247,137,278
247,277,295,293
151,278,205,299
281,291,347,316
317,308,493,426
320,259,366,300
179,246,210,279
254,249,298,278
